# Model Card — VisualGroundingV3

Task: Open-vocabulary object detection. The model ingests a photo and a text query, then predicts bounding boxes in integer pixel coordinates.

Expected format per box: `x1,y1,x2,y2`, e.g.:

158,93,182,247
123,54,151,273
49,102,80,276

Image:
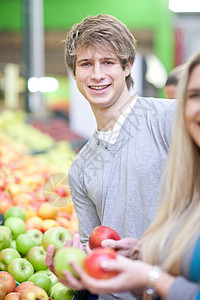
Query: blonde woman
58,50,200,299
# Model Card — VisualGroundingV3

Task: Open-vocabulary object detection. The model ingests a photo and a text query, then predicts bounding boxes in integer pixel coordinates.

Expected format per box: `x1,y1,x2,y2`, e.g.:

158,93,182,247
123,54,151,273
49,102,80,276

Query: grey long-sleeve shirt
165,233,200,300
133,233,200,300
68,97,176,300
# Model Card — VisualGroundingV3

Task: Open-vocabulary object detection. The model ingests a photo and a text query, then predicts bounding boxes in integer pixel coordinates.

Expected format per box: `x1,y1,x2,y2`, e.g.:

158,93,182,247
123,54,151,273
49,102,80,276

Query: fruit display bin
0,109,80,299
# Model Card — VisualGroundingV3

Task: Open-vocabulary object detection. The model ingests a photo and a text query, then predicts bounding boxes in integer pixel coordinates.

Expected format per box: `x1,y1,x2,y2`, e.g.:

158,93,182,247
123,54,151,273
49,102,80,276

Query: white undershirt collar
96,97,137,144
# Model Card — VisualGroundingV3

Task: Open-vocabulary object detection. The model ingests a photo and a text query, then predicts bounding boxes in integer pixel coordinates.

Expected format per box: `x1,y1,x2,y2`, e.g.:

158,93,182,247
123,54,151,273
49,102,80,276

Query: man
46,14,176,300
164,64,185,99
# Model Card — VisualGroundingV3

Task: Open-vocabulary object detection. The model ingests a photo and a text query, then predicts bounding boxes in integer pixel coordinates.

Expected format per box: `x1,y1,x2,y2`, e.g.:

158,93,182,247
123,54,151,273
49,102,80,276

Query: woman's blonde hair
140,51,200,277
64,14,137,90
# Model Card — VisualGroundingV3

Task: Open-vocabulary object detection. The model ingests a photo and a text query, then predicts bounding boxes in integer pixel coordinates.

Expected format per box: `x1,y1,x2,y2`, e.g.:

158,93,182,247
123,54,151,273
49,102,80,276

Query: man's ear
125,61,132,77
72,72,76,80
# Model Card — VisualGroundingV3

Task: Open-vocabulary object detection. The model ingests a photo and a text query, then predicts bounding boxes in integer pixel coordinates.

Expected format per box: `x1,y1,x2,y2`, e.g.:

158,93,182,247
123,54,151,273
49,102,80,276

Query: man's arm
164,100,177,147
68,172,101,247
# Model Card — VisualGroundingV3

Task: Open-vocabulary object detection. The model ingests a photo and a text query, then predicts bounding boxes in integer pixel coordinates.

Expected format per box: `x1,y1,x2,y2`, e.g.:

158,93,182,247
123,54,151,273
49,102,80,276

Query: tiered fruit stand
0,109,80,299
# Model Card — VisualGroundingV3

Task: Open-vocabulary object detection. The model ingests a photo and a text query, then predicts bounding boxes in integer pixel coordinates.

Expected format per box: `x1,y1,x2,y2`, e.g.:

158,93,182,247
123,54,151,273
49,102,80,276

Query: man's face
74,44,132,110
164,84,177,99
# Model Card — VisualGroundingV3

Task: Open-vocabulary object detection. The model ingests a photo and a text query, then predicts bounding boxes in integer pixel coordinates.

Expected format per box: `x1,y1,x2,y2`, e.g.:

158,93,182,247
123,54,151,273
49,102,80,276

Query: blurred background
0,0,200,143
0,2,200,296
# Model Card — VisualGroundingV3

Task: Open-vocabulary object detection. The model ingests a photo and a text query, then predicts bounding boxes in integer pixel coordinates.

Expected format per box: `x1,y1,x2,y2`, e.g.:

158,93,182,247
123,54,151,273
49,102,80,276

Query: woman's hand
45,233,85,290
61,255,151,295
101,238,138,257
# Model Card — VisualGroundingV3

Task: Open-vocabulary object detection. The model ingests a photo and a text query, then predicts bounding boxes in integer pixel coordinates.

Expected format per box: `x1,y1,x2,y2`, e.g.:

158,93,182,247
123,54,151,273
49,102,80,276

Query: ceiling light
169,0,200,12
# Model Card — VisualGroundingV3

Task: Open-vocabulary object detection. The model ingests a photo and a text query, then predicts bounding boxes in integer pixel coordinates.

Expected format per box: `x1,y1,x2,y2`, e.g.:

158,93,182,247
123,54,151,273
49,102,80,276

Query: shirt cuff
165,276,200,300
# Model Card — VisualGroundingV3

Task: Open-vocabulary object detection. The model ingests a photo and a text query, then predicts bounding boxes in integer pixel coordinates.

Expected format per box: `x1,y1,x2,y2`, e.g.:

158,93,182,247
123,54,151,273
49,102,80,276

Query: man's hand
101,237,138,257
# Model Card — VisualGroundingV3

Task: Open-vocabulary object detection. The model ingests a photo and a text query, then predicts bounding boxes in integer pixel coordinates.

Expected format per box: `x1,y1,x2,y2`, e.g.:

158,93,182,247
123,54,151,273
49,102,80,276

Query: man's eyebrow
77,59,90,63
103,57,118,61
77,57,118,63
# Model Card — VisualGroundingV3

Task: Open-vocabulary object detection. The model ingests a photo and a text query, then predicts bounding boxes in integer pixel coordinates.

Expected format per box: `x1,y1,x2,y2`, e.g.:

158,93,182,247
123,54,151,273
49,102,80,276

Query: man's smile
88,84,111,90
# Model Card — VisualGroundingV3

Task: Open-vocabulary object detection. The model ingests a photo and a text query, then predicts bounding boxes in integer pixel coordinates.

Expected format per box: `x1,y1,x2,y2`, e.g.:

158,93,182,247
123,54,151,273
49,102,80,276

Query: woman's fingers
85,242,92,254
65,238,73,247
45,244,56,273
64,233,83,250
101,255,130,272
62,268,84,290
72,233,83,250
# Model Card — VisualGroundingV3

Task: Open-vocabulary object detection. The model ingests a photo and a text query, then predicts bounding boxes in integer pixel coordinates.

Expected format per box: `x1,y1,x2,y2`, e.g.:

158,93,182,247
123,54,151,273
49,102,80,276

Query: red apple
89,225,121,249
4,292,20,300
0,191,13,215
0,271,16,294
25,216,43,231
19,285,48,300
15,281,35,293
0,280,6,300
0,198,14,215
38,203,57,220
41,219,59,233
83,248,119,279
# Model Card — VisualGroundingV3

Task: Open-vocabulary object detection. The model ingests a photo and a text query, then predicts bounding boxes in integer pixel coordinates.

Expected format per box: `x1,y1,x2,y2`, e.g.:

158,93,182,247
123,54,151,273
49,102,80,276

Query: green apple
7,258,34,283
16,233,39,256
26,229,43,245
9,239,17,250
50,282,74,300
0,248,21,271
28,273,51,295
4,217,26,240
35,270,58,287
0,226,12,250
36,270,58,287
54,247,86,279
27,246,47,271
42,226,72,252
4,206,26,221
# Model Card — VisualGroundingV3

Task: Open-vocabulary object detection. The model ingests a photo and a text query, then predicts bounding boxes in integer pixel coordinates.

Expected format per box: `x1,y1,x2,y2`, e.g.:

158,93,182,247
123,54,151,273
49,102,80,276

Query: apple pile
0,133,78,236
0,212,76,300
